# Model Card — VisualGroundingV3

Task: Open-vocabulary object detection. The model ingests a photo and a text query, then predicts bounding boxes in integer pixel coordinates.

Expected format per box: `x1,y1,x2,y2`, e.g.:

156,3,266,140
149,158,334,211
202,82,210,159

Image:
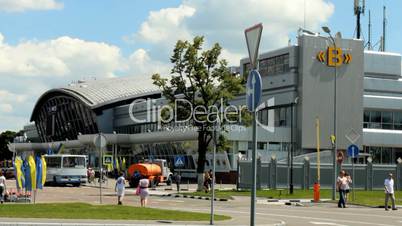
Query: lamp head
322,26,331,34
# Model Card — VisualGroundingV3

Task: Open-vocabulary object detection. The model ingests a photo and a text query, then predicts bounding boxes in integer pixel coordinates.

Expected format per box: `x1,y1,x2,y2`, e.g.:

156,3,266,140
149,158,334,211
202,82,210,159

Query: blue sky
0,0,401,132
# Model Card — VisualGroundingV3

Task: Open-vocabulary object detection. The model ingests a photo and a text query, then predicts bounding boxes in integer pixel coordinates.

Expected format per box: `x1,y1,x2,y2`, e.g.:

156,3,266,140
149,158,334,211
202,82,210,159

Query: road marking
170,207,397,226
264,207,402,220
310,222,350,226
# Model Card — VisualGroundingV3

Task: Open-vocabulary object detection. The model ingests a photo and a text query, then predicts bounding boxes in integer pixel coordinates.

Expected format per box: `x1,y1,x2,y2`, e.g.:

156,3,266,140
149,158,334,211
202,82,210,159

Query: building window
364,110,402,130
244,54,290,77
257,142,266,150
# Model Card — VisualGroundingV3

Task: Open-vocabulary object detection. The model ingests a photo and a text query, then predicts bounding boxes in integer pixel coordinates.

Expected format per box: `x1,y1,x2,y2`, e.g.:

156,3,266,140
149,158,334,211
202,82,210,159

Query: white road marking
168,207,397,226
310,222,350,226
265,207,402,220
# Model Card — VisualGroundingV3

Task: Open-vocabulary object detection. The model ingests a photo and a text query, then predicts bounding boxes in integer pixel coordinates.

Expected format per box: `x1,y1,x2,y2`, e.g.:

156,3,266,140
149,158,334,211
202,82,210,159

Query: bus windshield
62,157,86,168
46,157,62,168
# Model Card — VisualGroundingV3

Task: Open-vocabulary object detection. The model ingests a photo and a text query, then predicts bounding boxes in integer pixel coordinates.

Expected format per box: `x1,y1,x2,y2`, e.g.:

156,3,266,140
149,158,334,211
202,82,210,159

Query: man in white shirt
384,173,397,211
0,171,6,204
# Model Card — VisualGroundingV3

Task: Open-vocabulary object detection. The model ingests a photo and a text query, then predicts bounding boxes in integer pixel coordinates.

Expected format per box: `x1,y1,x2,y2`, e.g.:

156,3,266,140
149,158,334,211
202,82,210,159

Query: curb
159,193,230,202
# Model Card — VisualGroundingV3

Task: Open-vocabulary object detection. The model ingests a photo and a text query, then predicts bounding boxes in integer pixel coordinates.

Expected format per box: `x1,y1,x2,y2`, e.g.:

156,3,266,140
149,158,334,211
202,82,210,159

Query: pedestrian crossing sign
174,156,185,168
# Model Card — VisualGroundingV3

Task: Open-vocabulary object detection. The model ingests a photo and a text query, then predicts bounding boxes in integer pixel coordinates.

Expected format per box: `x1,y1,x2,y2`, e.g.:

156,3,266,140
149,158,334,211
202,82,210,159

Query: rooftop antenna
354,0,365,39
382,5,387,51
303,0,306,29
367,10,372,50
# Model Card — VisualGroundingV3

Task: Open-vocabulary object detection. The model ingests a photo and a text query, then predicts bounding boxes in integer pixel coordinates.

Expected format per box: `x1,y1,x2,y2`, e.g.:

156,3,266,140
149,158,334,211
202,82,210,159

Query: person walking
344,172,352,205
384,173,397,211
0,171,6,204
115,172,125,205
336,170,347,208
203,171,210,193
174,172,181,193
138,178,149,207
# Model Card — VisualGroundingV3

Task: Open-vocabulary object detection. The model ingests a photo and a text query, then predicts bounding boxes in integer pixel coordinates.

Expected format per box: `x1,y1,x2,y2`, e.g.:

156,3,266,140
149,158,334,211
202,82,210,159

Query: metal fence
237,158,402,190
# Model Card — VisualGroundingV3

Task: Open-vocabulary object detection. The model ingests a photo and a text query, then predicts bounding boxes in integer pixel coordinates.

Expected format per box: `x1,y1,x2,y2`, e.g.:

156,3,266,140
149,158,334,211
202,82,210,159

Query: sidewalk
0,218,286,226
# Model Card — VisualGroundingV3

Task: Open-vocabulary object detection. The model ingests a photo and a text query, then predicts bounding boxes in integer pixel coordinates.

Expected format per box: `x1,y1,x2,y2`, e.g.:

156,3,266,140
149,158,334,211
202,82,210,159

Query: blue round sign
347,144,359,158
246,70,262,112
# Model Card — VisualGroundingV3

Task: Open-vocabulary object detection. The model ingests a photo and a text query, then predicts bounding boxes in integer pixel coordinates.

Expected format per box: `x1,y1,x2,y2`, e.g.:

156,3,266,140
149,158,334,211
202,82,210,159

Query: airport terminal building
14,32,402,177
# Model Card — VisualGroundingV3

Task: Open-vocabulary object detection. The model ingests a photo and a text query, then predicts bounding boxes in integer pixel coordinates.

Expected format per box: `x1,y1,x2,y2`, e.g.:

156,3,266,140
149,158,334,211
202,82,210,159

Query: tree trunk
196,130,207,191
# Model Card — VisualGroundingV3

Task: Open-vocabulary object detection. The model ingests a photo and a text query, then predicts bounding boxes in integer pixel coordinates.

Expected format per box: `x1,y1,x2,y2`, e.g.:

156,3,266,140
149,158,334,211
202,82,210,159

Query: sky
0,0,401,132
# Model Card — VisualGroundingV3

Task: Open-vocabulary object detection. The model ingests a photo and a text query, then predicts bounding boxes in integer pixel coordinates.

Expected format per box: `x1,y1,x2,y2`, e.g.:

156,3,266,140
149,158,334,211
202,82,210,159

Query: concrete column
303,158,310,190
270,156,277,189
257,158,262,189
396,158,402,191
366,161,373,191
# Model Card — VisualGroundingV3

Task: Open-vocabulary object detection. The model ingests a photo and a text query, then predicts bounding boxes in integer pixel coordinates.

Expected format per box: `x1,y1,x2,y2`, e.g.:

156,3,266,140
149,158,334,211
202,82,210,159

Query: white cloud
127,49,171,76
130,0,334,65
0,0,63,12
136,5,195,45
0,104,13,113
0,35,124,78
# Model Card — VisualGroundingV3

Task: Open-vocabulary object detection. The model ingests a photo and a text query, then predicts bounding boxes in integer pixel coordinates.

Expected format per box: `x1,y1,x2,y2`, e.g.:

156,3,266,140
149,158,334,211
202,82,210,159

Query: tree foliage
152,36,248,178
0,130,19,160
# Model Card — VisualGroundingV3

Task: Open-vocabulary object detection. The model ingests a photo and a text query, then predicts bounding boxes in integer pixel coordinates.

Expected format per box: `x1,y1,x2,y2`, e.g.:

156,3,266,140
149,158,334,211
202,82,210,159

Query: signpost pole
245,23,263,226
210,122,217,225
347,144,359,202
251,110,257,226
94,133,107,204
352,151,355,201
99,134,103,204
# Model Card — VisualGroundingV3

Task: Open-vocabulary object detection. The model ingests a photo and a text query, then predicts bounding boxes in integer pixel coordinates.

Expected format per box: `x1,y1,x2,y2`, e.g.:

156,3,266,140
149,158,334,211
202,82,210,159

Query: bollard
313,182,320,202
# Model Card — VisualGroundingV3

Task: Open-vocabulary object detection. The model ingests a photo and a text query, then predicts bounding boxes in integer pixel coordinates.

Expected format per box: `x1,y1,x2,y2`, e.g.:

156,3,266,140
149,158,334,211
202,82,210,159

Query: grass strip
0,202,230,221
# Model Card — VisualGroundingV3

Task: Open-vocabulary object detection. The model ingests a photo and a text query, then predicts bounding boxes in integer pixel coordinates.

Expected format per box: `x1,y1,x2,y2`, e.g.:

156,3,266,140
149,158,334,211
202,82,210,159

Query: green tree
0,130,18,160
152,36,247,190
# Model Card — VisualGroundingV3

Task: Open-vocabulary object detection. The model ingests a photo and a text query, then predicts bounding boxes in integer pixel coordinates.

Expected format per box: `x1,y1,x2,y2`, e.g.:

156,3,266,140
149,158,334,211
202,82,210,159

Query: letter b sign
327,47,342,67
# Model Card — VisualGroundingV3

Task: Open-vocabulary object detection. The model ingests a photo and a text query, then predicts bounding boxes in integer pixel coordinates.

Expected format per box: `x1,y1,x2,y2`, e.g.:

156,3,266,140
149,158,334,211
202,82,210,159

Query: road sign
93,133,107,148
347,144,359,158
245,23,263,69
345,129,360,144
246,70,262,112
174,156,185,168
103,155,112,165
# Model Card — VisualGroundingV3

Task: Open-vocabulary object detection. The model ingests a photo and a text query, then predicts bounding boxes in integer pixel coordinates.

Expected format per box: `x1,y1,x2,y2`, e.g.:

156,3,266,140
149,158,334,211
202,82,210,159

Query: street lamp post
322,26,337,201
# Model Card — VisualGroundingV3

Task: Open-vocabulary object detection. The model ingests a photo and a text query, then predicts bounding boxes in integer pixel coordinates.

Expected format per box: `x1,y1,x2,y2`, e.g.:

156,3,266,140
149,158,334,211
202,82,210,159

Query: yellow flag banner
41,156,47,186
28,155,37,191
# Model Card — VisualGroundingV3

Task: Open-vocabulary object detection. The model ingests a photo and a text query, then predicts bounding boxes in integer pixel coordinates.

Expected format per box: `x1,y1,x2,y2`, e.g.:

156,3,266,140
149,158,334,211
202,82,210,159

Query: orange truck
127,159,173,187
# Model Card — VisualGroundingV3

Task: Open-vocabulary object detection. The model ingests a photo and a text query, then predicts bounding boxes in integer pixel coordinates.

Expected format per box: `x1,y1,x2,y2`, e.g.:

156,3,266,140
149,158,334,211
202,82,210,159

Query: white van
44,155,87,186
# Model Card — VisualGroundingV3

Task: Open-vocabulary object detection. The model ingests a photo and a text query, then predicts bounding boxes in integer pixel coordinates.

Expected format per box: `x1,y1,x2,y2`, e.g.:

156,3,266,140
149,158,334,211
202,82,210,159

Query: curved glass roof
60,76,160,108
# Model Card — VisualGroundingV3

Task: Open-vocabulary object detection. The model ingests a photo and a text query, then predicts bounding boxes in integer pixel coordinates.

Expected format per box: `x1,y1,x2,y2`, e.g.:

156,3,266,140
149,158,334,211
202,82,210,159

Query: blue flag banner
36,155,43,189
23,159,32,191
47,147,53,155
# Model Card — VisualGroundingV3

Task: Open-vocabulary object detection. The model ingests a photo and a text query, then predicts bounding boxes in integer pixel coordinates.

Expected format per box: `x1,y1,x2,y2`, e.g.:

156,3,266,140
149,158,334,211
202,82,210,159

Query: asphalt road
2,179,402,226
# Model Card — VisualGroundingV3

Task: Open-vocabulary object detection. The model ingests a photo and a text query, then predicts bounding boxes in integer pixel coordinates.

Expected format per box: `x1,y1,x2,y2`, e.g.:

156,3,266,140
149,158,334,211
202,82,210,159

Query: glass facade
243,54,290,76
257,105,292,127
363,110,402,130
363,146,402,164
33,95,98,142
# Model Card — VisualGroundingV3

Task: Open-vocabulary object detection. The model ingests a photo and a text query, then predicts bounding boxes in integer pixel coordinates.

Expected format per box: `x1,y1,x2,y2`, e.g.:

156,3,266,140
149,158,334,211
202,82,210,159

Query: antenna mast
354,0,365,39
367,10,372,50
382,5,387,52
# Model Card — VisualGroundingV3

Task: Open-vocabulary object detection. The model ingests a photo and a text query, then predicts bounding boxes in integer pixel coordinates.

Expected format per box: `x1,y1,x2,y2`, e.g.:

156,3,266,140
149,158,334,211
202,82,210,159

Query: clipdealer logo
128,97,276,132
